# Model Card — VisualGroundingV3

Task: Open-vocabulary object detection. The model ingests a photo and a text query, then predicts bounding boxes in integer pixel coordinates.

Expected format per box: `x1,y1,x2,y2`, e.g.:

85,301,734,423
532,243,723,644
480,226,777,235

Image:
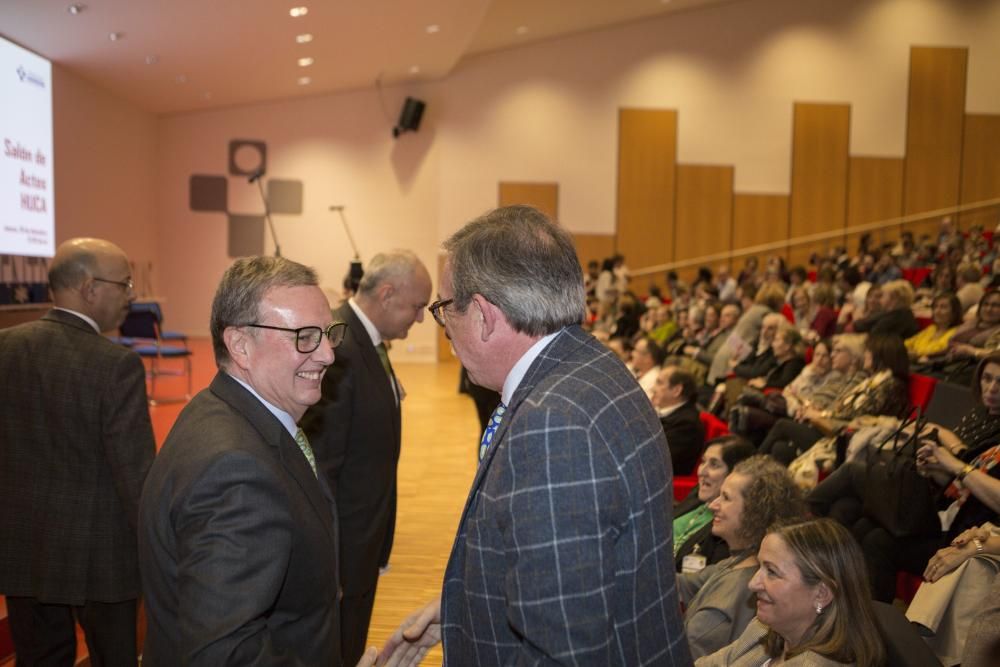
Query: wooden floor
2,338,479,666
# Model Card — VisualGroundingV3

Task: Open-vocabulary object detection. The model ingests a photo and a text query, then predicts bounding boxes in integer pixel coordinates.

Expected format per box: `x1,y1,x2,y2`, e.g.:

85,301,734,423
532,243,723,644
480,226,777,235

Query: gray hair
443,205,586,336
210,256,319,367
358,250,424,295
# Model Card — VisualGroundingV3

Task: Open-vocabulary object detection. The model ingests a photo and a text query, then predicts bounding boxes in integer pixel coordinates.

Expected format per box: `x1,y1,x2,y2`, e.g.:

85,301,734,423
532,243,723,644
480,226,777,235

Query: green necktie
375,342,394,381
294,428,317,477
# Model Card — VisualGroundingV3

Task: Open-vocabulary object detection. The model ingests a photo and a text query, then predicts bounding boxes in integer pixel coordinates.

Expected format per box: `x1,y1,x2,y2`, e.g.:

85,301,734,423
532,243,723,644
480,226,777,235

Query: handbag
858,413,941,538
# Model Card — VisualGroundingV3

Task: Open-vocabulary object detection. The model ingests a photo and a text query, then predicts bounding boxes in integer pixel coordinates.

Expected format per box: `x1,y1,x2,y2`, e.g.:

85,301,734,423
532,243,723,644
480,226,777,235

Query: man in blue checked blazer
381,206,692,666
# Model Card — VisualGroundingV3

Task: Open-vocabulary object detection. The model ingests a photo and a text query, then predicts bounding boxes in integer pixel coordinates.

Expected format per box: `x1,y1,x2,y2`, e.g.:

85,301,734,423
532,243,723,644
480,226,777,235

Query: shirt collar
53,306,100,333
348,297,382,347
501,329,561,405
227,373,299,439
657,402,685,418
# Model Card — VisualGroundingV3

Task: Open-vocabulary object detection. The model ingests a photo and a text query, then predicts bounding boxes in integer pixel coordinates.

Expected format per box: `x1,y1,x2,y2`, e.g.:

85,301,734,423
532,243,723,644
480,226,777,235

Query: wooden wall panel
674,164,734,283
616,108,676,288
498,182,558,220
733,194,789,277
789,102,850,268
846,156,904,254
903,46,967,238
960,113,1000,231
572,234,616,271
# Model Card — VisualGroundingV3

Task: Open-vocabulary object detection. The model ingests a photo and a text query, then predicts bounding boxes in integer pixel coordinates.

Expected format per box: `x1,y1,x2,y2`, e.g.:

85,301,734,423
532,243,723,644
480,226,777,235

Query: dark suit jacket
659,400,706,476
300,301,401,596
0,309,155,604
440,326,692,666
139,372,340,666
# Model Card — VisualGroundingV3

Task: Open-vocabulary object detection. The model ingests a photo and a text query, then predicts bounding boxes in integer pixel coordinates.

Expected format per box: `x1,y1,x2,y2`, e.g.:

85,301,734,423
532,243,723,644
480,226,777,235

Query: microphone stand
330,205,362,268
252,174,281,257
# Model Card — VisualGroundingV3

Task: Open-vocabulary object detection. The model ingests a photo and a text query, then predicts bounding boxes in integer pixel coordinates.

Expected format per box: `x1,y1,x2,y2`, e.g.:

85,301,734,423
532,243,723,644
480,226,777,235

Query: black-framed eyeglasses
245,321,347,353
428,298,454,327
93,276,134,291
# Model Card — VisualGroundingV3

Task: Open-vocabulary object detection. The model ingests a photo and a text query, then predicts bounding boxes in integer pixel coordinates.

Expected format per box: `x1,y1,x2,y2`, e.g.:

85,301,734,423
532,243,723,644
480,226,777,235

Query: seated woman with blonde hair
696,518,885,667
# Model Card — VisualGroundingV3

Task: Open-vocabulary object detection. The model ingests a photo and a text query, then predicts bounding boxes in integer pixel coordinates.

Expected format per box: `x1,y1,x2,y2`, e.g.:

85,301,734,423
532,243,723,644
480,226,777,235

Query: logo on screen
16,65,46,89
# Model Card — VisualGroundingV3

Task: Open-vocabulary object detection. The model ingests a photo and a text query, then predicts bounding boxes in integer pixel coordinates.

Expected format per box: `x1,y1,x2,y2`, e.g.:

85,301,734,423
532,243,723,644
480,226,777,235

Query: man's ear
223,326,251,370
378,282,395,307
471,294,499,342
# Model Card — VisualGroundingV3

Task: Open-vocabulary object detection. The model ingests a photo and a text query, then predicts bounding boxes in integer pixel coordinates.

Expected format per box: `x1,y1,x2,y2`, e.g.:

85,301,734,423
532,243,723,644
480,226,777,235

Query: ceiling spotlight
409,65,420,74
515,25,529,35
201,91,212,100
108,32,124,42
175,74,187,84
425,24,440,34
296,33,313,44
145,55,159,65
297,57,314,67
67,4,86,15
298,76,311,85
289,6,308,18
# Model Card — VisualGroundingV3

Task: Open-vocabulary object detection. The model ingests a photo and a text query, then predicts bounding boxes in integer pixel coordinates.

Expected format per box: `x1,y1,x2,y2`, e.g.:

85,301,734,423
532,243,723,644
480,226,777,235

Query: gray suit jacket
440,325,692,666
139,372,340,666
0,309,155,604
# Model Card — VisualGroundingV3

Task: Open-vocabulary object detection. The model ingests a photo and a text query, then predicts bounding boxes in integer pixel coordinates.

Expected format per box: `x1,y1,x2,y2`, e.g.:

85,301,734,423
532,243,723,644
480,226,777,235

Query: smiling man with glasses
139,255,375,666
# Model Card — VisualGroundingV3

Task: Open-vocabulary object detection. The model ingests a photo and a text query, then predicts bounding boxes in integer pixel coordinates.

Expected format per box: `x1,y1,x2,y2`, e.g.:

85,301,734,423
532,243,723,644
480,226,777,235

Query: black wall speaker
393,97,425,138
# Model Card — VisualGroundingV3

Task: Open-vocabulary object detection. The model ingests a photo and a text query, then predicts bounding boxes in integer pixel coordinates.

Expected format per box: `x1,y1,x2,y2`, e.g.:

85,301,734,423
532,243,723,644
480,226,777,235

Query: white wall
144,0,1000,354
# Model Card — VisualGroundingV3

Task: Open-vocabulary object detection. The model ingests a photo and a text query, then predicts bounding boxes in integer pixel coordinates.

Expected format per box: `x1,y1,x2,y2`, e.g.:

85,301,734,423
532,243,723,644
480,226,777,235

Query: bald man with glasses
0,237,156,666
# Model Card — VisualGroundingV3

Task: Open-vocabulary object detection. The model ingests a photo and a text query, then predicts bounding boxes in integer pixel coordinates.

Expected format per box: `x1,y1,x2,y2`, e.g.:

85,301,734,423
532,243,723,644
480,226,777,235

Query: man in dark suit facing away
0,237,156,666
139,256,376,666
653,365,707,476
381,206,692,666
300,249,431,666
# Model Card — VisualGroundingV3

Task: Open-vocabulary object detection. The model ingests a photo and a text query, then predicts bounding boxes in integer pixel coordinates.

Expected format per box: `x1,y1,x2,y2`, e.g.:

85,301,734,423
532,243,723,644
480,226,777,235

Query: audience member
0,238,156,666
759,334,909,466
907,292,964,365
956,262,985,313
678,456,805,659
696,519,885,667
853,279,919,339
631,335,666,401
652,366,707,475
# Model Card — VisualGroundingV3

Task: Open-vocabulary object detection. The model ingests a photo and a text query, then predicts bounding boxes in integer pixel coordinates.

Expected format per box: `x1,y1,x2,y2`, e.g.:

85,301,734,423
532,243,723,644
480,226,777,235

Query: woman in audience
696,519,885,667
947,289,1000,364
791,284,838,344
842,353,1000,602
907,523,1000,666
853,279,920,339
758,334,910,466
729,336,865,446
837,282,883,333
678,456,805,659
907,292,964,364
674,436,757,571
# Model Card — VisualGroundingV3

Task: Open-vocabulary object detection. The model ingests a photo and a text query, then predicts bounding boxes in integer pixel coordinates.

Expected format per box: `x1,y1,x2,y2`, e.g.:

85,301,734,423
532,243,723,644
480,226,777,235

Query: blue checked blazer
441,325,693,666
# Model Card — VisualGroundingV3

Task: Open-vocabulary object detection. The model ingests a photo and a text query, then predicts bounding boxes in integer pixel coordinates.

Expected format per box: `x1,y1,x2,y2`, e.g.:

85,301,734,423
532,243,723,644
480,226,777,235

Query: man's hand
378,597,442,667
356,647,378,666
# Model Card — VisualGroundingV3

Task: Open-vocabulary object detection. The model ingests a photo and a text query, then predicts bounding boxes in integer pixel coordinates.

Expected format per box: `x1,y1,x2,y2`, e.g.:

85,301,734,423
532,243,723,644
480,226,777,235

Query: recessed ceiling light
409,65,420,74
289,6,308,18
145,55,159,65
425,24,440,34
175,74,187,84
515,25,529,35
67,4,86,15
108,32,124,42
202,91,212,100
298,76,311,85
298,57,314,67
296,33,313,44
